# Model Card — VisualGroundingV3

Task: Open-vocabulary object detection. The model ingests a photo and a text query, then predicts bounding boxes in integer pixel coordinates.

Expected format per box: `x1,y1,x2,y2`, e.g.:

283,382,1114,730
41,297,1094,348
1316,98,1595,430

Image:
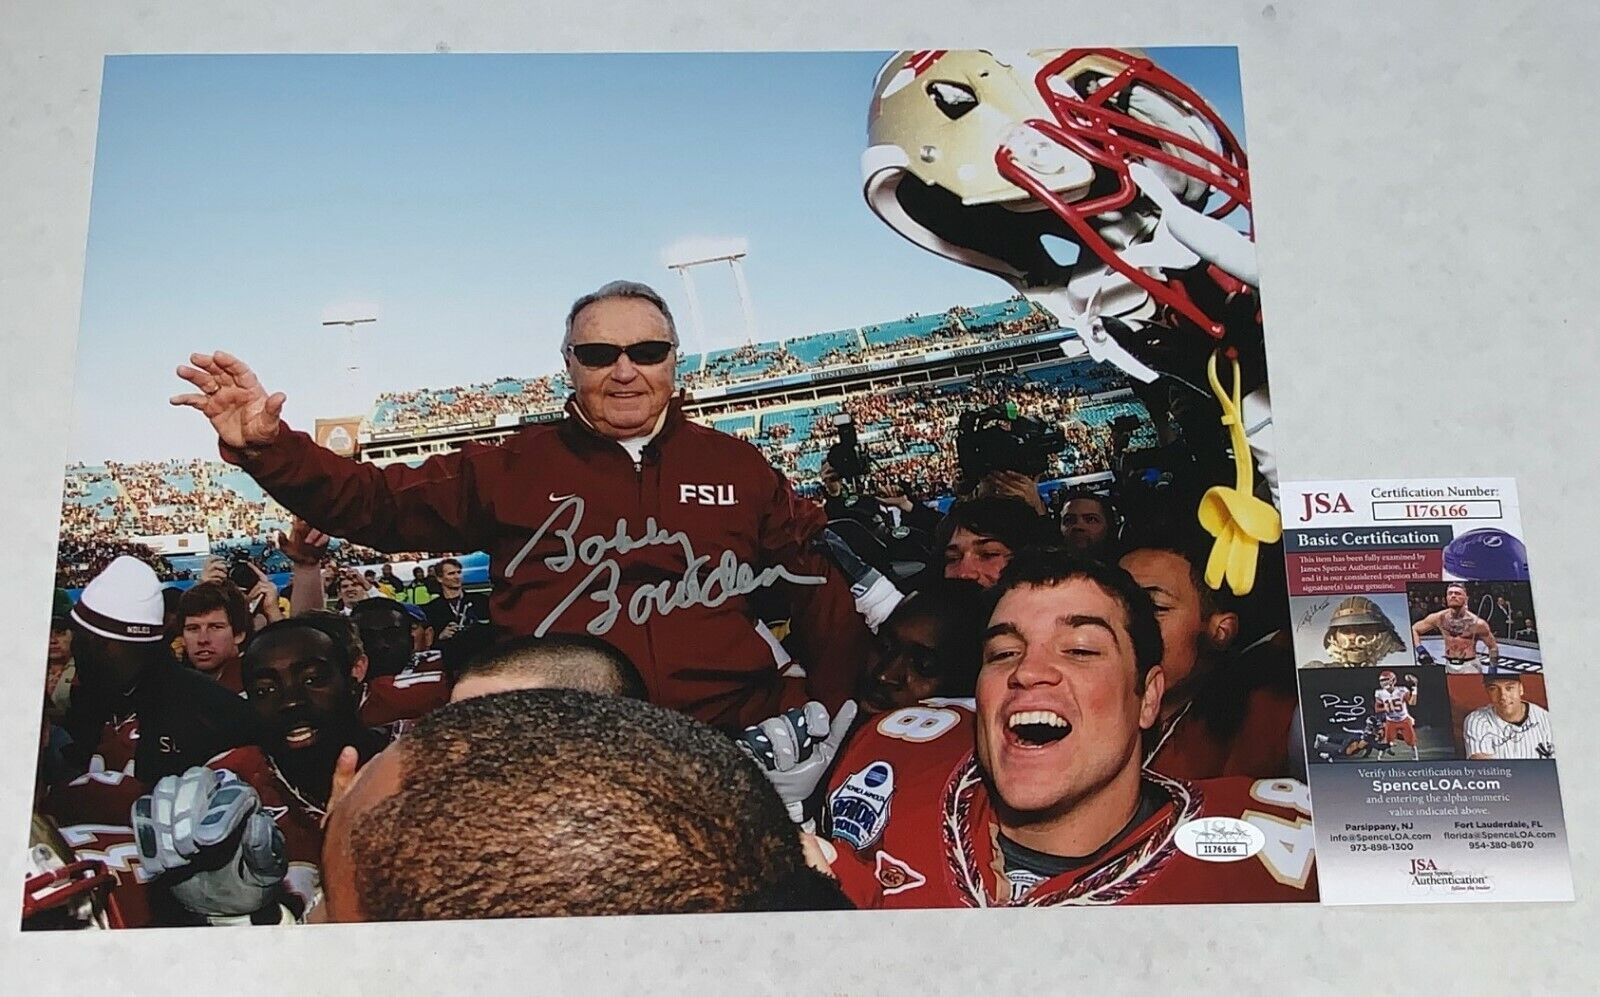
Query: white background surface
3,1,1596,992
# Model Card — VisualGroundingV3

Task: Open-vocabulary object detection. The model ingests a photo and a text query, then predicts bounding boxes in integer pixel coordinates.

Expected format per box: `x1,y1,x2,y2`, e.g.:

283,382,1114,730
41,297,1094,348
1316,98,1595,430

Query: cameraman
819,460,941,535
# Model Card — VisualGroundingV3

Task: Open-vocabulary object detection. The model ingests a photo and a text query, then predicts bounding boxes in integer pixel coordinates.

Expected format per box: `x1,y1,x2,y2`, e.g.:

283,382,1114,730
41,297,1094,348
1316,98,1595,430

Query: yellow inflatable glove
1197,351,1282,596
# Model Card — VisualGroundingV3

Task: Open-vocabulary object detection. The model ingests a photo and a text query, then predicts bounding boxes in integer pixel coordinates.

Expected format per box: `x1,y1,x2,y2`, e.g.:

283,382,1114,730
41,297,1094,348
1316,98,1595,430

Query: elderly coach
171,281,870,728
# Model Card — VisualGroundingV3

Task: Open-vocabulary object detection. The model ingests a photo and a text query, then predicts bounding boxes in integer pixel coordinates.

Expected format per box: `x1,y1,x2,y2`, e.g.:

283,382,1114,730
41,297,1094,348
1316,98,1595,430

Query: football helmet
863,48,1252,345
22,814,122,930
1378,670,1398,689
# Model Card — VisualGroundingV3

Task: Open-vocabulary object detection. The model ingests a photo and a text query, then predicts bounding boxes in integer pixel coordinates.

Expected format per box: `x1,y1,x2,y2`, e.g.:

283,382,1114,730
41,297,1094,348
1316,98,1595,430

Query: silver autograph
504,495,825,637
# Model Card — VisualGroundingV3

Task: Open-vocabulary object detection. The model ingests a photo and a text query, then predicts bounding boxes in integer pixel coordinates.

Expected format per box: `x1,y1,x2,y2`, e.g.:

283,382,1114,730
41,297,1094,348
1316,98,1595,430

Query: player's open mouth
1006,709,1071,748
283,725,319,748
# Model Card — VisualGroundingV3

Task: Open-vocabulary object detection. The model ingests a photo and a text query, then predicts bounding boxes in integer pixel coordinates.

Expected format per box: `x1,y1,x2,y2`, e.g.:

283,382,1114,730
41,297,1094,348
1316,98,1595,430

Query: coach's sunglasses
566,340,676,369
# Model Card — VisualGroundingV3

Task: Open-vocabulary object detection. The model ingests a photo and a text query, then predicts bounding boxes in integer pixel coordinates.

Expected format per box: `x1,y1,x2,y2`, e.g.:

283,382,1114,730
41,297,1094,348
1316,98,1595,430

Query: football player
316,689,850,920
855,578,987,716
350,597,452,739
448,632,647,702
131,615,388,923
1119,531,1297,779
750,548,1315,907
1373,670,1421,761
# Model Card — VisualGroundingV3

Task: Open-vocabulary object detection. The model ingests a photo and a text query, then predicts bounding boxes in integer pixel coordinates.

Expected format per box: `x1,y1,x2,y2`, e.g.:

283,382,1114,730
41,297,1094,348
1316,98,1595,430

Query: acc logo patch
828,761,895,850
874,850,926,896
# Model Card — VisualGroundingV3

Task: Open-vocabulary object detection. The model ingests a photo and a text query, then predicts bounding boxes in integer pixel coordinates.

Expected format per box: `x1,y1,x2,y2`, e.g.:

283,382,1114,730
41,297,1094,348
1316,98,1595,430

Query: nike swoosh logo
549,492,575,502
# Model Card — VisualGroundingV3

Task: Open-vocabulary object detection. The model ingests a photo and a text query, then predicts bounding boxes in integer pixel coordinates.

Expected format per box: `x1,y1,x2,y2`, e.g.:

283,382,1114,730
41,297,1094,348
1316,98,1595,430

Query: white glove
132,766,287,919
737,700,859,825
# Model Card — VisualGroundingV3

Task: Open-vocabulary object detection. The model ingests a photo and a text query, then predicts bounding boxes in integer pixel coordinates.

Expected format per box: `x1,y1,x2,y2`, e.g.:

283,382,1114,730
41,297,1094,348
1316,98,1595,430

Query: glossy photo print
28,48,1313,929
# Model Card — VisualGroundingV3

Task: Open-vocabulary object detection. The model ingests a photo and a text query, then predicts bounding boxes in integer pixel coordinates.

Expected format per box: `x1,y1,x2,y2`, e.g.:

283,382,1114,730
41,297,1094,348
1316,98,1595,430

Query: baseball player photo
1449,674,1555,760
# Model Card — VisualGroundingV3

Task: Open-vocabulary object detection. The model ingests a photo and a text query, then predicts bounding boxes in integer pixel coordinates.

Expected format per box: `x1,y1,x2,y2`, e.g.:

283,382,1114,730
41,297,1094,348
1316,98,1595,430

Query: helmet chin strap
1028,286,1162,382
1128,162,1259,286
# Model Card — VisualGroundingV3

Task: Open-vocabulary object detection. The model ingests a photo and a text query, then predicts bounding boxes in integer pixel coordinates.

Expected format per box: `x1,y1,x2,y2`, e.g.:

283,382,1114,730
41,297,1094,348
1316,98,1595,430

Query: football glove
737,700,858,825
132,767,287,919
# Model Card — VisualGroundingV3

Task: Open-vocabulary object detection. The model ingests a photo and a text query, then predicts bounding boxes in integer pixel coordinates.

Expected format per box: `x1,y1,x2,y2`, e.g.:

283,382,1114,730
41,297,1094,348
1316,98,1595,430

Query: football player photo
1301,666,1454,764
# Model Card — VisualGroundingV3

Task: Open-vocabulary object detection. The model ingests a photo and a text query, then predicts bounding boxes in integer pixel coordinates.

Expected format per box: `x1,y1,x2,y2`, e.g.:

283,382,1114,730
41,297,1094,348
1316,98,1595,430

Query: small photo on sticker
1300,666,1455,764
1291,592,1413,669
1406,580,1542,674
1446,674,1555,761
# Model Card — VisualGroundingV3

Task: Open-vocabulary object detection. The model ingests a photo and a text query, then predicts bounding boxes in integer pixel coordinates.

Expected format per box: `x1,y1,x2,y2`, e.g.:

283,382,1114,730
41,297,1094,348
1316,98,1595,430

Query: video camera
824,413,869,480
955,402,1066,480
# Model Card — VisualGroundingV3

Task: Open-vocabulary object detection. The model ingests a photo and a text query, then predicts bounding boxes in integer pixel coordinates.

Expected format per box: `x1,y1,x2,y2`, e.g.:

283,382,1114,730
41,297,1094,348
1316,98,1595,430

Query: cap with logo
69,556,166,643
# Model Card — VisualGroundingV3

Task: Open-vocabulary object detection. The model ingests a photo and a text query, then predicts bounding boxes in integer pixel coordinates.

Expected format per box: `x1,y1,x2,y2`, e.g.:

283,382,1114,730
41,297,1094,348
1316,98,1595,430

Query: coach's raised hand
170,351,286,449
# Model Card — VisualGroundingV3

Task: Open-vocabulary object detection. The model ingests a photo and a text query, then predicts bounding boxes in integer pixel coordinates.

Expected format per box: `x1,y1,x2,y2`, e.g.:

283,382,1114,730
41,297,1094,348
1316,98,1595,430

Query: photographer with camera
198,552,283,632
819,414,942,536
954,402,1061,517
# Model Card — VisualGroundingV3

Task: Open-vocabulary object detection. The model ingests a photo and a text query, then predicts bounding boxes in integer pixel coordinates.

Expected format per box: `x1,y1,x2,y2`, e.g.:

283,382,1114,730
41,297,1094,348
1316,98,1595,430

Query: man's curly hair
348,688,849,920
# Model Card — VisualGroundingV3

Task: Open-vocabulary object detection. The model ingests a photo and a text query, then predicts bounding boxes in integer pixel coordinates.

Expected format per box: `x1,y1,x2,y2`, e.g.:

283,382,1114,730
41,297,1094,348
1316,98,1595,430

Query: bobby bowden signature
504,495,826,637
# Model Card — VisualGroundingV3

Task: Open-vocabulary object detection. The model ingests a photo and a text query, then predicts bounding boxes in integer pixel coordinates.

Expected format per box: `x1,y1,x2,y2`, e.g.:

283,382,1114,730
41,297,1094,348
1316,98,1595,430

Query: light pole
321,315,378,420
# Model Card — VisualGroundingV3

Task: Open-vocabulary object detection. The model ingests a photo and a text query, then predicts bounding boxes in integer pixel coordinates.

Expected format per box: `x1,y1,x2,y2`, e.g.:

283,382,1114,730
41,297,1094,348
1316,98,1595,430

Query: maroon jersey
39,763,156,928
222,399,872,729
360,666,452,740
823,701,1317,908
41,713,148,832
207,746,327,915
1145,685,1299,781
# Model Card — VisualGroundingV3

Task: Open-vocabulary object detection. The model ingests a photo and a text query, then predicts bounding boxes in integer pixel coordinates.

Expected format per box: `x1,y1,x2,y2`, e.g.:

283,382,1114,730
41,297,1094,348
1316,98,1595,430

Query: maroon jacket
221,399,870,728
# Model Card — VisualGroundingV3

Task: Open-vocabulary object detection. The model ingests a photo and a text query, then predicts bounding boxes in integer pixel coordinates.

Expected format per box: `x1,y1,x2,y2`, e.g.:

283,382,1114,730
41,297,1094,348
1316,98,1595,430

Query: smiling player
808,549,1316,907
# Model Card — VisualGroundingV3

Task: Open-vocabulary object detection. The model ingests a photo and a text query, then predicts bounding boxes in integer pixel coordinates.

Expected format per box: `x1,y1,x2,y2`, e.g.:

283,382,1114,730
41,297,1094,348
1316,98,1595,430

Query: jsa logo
679,484,737,506
1297,491,1353,522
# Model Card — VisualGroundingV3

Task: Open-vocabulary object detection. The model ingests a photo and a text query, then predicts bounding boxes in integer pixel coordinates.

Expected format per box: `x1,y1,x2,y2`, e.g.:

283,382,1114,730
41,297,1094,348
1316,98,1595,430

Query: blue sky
70,48,1246,461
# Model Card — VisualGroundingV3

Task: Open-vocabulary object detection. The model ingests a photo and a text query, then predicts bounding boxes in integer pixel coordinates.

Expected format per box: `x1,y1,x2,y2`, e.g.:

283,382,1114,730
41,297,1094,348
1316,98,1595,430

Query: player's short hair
564,280,679,349
438,557,462,572
242,614,359,682
1118,526,1234,619
989,547,1164,689
1482,673,1523,686
943,496,1054,554
458,633,647,700
272,610,364,678
348,689,849,919
349,597,411,623
889,578,989,698
177,580,252,638
1446,582,1468,594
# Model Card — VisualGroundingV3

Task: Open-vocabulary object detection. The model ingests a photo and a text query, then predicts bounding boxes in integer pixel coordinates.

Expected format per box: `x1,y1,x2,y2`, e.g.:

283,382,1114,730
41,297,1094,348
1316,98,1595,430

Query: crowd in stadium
30,275,1304,928
371,376,562,432
751,368,1144,500
360,297,1057,436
